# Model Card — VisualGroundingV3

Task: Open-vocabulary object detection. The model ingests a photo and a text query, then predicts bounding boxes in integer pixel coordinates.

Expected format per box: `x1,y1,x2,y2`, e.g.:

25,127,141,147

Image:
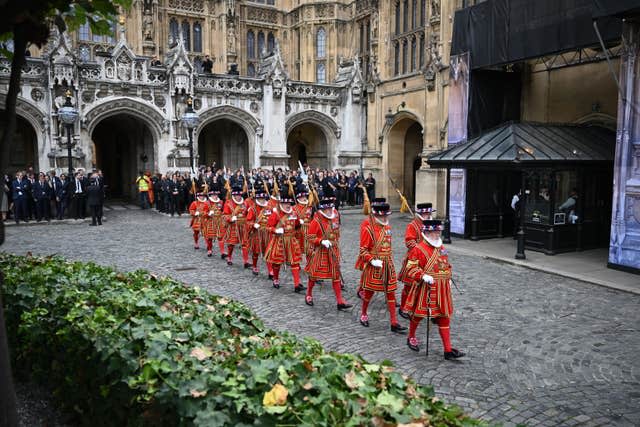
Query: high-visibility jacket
137,176,150,192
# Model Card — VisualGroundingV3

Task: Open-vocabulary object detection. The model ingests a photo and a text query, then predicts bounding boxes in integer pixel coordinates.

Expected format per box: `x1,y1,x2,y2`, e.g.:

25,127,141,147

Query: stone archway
0,113,38,173
386,115,423,205
195,106,259,168
286,111,338,169
92,114,156,200
198,119,249,169
84,97,165,143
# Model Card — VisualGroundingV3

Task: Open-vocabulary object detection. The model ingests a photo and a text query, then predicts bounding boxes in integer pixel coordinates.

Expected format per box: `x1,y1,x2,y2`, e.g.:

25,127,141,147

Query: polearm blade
425,281,432,358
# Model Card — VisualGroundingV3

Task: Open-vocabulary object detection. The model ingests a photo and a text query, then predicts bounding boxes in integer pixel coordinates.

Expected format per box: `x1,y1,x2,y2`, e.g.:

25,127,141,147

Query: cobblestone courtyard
4,208,640,426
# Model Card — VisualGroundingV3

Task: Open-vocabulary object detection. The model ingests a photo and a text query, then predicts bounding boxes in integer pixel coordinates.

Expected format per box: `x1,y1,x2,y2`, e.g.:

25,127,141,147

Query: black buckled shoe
221,253,227,260
359,315,369,327
398,308,410,319
227,260,233,266
244,263,251,269
305,296,314,306
407,337,420,352
273,280,280,289
337,302,353,310
390,323,407,334
294,286,305,293
268,274,274,280
444,349,466,360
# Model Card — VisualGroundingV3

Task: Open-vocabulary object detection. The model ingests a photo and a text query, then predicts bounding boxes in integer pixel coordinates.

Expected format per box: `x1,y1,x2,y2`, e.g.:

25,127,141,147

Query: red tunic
398,218,423,283
294,203,314,257
304,210,341,280
264,207,302,265
245,203,272,254
223,199,249,245
189,200,209,231
401,241,453,318
355,218,397,292
203,199,225,240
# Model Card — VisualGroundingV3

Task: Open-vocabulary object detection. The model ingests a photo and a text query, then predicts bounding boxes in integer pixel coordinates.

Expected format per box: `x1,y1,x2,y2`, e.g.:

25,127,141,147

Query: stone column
609,21,640,272
260,81,288,168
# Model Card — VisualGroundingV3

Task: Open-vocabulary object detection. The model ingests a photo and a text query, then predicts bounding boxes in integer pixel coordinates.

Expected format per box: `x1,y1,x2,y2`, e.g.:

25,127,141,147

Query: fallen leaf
190,346,213,361
345,371,358,390
218,297,229,306
263,383,288,406
190,389,207,398
302,382,313,390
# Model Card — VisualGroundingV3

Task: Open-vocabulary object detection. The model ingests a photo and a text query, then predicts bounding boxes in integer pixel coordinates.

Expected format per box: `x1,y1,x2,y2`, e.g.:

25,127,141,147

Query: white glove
231,215,237,222
195,211,200,216
253,223,260,229
275,227,284,235
370,259,383,268
421,274,434,284
321,240,332,248
299,219,305,225
208,211,214,217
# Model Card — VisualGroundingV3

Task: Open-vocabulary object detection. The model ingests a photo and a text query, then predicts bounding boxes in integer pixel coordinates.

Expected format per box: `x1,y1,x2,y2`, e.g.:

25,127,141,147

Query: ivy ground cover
1,253,483,426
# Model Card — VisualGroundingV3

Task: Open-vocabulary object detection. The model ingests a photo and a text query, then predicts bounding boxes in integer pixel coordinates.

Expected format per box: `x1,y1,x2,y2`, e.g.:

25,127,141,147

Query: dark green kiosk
428,122,615,256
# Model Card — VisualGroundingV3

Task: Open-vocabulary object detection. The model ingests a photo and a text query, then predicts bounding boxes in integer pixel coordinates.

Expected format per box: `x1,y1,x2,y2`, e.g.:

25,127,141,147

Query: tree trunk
0,23,28,173
0,272,18,427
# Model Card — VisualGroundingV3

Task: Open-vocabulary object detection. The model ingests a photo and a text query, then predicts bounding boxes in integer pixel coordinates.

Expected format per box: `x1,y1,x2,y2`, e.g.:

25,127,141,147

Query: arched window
267,32,275,54
359,23,364,54
411,37,417,71
394,42,400,75
247,30,255,59
403,0,409,33
419,35,425,67
412,0,417,29
182,20,191,50
395,2,401,34
402,39,408,74
193,22,202,52
316,27,326,58
248,63,256,77
257,31,265,57
420,0,426,26
316,62,326,83
267,0,274,4
79,23,90,41
169,18,179,45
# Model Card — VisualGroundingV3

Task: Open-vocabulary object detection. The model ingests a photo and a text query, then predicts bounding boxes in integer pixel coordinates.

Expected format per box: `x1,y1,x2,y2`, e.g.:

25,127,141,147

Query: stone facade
1,0,460,204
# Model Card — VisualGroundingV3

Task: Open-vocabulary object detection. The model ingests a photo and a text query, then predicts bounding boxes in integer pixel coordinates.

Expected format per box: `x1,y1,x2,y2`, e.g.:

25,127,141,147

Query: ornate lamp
57,90,79,177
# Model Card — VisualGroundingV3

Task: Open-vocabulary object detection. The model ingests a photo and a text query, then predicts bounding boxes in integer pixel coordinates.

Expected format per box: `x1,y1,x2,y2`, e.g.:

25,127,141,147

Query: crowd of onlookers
138,165,377,214
2,166,106,226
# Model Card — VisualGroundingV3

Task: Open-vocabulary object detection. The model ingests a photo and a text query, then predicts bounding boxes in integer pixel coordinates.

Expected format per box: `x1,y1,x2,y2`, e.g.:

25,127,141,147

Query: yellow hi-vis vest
137,176,149,192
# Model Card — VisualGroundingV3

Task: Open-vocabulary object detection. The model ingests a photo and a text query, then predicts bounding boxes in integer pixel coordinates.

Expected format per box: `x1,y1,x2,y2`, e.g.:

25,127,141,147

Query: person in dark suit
86,178,104,226
48,170,62,219
11,172,28,224
33,173,52,221
168,174,181,216
71,172,87,219
56,173,70,220
25,172,36,219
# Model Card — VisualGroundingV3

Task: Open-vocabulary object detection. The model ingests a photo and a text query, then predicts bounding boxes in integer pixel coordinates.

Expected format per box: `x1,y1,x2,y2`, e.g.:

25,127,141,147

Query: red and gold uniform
245,195,272,274
203,192,225,257
223,189,249,265
293,197,314,259
398,217,423,310
355,202,404,331
188,194,209,249
264,199,303,289
304,201,350,308
401,219,464,359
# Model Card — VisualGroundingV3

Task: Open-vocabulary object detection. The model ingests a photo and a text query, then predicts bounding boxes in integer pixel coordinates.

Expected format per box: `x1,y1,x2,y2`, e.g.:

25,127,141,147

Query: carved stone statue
175,96,188,139
371,10,379,39
143,12,154,41
227,22,236,54
431,0,440,19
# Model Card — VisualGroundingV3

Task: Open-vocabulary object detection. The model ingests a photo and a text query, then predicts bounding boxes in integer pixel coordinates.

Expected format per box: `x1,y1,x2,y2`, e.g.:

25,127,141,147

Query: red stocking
332,280,345,304
437,317,452,352
241,247,249,263
272,264,281,280
306,279,315,298
252,254,259,268
267,262,274,275
227,244,234,261
386,292,399,325
193,231,199,246
218,240,226,255
291,265,301,286
206,238,213,251
361,290,375,316
408,317,421,339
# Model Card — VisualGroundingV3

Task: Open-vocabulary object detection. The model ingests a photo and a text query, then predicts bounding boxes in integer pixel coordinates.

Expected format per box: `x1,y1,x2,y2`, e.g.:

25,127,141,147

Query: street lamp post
181,97,200,173
57,91,79,177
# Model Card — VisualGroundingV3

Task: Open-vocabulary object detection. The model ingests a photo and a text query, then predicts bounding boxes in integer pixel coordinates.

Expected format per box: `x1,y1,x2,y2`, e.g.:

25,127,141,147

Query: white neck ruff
320,209,335,219
374,216,388,226
256,200,267,207
280,206,292,214
233,198,244,205
423,233,442,248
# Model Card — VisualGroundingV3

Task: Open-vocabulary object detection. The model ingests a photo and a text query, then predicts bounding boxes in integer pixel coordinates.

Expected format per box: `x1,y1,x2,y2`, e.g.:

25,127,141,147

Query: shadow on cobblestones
4,210,640,426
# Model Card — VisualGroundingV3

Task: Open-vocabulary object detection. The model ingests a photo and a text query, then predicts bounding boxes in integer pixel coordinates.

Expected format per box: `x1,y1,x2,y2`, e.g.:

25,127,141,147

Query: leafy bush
1,253,481,426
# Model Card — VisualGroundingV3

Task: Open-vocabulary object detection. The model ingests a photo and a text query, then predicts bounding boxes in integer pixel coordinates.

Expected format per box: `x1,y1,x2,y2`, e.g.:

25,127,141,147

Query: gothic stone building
1,0,455,203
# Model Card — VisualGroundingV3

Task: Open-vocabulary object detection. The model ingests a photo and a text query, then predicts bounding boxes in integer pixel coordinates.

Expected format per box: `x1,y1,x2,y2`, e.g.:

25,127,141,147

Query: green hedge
1,253,481,426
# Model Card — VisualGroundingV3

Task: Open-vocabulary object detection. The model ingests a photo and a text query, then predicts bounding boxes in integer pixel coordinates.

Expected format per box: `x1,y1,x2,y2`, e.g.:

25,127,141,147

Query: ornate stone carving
81,91,95,103
30,88,44,102
430,0,441,23
247,7,278,24
196,105,261,135
250,101,259,113
286,82,342,104
227,20,237,54
423,33,444,91
143,11,154,41
330,106,338,117
84,98,166,136
316,4,332,18
286,110,340,139
168,0,204,13
154,93,167,108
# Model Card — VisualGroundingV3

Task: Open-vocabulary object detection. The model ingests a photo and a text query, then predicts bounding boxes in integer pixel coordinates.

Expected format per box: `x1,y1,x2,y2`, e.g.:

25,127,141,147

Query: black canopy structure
428,122,614,168
428,122,615,258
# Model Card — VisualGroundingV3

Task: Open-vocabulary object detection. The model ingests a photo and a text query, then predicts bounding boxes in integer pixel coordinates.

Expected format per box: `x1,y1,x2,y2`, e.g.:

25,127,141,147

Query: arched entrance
388,118,423,204
0,114,37,172
198,119,249,169
92,114,156,200
287,123,328,169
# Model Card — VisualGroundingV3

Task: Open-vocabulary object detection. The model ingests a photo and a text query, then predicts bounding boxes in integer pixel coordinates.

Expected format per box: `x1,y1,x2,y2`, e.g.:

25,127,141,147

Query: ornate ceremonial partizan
304,197,352,310
401,219,465,360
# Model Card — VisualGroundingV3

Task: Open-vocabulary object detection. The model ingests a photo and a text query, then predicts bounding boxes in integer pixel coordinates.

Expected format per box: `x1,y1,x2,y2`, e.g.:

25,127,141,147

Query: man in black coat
168,175,181,216
32,173,52,222
56,173,70,220
71,172,87,219
86,178,104,226
48,171,62,219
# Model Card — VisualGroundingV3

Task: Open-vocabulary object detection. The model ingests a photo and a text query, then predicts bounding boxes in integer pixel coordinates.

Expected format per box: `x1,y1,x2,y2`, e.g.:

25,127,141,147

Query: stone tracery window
402,39,408,74
267,32,275,54
182,20,191,50
411,37,417,71
419,34,425,67
79,23,90,41
403,0,409,33
420,0,426,26
395,2,401,35
412,0,418,29
247,30,255,59
169,18,179,45
394,42,400,75
316,62,326,83
193,22,202,52
316,27,326,59
248,63,256,77
257,31,265,57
